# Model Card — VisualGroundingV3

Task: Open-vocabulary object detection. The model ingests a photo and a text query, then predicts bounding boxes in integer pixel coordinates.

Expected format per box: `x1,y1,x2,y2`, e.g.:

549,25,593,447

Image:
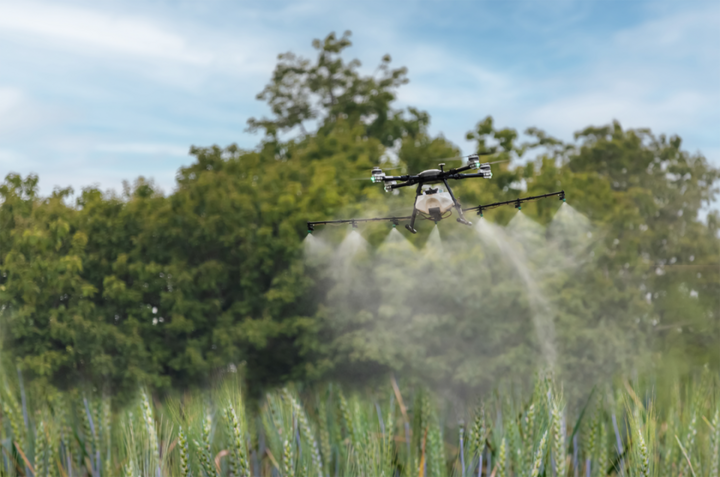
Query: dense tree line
1,32,718,399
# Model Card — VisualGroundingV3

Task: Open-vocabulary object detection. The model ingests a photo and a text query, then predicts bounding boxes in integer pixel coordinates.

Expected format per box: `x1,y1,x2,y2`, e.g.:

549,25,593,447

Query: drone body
307,154,564,234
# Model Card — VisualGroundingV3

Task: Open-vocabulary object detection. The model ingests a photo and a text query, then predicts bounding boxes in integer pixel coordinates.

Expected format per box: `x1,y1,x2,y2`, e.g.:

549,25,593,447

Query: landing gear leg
405,183,422,234
443,179,472,226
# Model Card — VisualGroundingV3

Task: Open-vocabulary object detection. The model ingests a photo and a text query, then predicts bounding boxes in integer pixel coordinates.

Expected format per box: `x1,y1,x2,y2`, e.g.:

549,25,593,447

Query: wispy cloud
0,86,64,136
0,2,210,63
0,0,717,197
95,143,189,156
516,2,720,155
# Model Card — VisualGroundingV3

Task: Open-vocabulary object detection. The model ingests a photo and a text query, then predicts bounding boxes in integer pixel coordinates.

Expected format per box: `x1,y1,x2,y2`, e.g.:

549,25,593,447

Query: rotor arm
388,180,418,190
446,164,476,174
448,172,492,180
382,174,414,181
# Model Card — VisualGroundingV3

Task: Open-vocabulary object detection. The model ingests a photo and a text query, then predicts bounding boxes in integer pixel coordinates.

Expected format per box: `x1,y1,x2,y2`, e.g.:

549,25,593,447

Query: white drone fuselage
415,189,454,221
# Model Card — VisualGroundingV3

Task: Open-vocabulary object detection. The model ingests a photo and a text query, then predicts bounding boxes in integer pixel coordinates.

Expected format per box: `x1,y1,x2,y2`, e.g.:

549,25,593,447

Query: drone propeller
349,165,404,180
440,152,498,163
348,158,507,180
483,158,510,165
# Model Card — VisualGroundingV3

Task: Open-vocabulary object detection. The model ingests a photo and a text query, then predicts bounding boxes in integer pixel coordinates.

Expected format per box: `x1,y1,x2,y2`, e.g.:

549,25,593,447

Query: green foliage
0,31,718,400
247,31,424,147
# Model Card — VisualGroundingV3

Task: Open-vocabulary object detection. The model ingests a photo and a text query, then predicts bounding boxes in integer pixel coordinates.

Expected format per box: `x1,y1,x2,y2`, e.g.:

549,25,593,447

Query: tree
247,31,428,147
0,33,718,399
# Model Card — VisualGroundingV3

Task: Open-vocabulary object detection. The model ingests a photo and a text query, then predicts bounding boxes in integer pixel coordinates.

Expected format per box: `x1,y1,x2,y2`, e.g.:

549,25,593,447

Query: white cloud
516,5,719,150
95,143,189,156
0,86,63,135
614,3,720,58
0,148,26,167
523,91,711,137
0,2,211,64
0,87,23,115
0,0,717,198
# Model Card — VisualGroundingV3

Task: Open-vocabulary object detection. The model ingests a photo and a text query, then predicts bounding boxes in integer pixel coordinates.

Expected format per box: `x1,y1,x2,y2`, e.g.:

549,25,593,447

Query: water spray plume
379,228,416,255
550,203,592,238
311,202,612,396
507,210,545,252
424,225,444,255
303,233,329,259
475,218,558,367
547,203,598,268
336,230,369,263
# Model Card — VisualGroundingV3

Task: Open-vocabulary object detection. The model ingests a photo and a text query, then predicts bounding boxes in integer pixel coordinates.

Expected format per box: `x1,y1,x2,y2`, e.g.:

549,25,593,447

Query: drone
307,154,565,234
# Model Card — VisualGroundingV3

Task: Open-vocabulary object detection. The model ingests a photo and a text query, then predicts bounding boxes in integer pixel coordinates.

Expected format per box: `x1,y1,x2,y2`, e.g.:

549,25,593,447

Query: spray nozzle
391,219,399,228
307,223,314,234
559,190,566,202
351,221,358,229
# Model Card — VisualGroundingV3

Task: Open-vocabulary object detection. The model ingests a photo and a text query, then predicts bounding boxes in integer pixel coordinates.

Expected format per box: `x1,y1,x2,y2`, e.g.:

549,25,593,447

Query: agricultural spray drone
307,154,565,234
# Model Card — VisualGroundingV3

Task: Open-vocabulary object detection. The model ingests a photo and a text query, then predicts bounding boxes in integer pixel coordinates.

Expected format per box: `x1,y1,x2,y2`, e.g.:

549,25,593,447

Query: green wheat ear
317,394,332,473
637,428,650,477
226,404,251,477
524,402,536,474
178,425,190,477
597,421,608,477
35,420,47,477
2,386,25,447
529,431,548,477
282,437,294,477
140,387,161,475
283,388,323,475
196,411,219,477
337,389,356,448
469,401,486,461
710,406,719,477
498,437,508,477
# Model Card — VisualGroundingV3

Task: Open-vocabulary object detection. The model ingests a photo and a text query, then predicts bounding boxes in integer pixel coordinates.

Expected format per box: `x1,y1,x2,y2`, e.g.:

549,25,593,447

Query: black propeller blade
484,159,510,165
439,152,498,163
349,165,404,180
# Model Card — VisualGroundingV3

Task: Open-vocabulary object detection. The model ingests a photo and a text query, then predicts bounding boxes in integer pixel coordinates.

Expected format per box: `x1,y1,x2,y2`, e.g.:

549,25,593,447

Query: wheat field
3,373,719,477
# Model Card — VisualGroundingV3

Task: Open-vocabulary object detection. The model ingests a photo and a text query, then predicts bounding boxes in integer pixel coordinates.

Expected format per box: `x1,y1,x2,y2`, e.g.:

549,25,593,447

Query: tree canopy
0,32,718,399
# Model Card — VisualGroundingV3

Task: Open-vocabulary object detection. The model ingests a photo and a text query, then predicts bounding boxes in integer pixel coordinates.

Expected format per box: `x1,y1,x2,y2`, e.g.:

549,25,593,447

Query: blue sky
1,0,718,196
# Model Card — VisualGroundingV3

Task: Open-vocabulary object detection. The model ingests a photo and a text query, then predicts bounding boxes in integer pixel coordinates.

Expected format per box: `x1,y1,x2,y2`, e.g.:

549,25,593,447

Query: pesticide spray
303,233,330,261
302,203,610,396
380,227,416,253
476,216,558,367
424,224,444,255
